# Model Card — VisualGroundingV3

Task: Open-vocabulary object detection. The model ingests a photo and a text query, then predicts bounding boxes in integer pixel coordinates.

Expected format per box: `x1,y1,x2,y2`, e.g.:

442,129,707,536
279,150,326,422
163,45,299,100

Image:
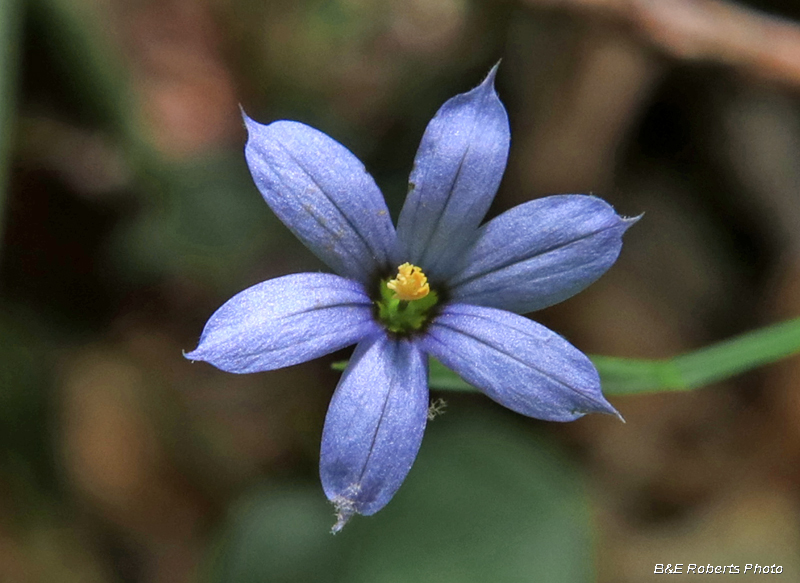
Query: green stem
333,316,800,396
593,316,800,395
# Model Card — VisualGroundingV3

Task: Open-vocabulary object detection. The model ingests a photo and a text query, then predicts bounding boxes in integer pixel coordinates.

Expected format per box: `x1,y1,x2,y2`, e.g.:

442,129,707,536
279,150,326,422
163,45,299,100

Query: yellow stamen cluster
387,263,430,301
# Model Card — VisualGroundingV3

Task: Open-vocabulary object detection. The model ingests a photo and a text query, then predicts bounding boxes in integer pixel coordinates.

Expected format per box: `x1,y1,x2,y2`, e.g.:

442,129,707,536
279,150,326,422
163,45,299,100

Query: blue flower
186,65,635,532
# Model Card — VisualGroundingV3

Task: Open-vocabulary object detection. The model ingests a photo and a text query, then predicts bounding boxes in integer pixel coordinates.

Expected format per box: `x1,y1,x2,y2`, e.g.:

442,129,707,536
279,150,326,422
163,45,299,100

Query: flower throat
377,263,438,334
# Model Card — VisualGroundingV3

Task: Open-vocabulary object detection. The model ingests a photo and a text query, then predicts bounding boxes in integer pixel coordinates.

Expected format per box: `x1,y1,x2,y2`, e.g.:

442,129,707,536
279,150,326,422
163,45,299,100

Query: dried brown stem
526,0,800,88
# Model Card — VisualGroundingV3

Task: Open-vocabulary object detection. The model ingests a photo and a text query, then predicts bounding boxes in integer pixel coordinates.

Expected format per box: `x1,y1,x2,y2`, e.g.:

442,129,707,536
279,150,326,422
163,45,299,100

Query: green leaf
339,408,593,582
206,413,593,583
332,317,800,396
207,485,346,583
0,0,22,244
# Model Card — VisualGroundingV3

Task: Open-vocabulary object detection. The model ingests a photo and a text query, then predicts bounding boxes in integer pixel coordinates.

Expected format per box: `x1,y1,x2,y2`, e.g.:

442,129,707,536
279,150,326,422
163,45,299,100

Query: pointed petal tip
581,194,642,230
574,399,623,423
475,61,504,98
329,495,358,534
182,346,226,370
330,513,351,535
601,400,625,423
599,398,624,422
622,212,644,229
240,108,261,135
240,108,285,138
483,61,501,86
239,105,254,124
572,395,623,422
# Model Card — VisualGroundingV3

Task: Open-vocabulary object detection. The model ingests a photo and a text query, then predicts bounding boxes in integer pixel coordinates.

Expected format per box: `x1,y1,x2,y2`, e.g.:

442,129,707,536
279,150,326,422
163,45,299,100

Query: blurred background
4,0,800,581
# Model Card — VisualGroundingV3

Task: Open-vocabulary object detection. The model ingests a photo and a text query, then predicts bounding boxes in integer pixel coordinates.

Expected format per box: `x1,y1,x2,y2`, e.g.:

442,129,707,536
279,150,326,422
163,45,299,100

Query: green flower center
376,263,439,334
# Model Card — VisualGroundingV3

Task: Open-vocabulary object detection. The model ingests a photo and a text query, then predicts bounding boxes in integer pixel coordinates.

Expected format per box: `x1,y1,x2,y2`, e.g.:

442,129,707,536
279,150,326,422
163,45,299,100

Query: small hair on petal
330,483,361,534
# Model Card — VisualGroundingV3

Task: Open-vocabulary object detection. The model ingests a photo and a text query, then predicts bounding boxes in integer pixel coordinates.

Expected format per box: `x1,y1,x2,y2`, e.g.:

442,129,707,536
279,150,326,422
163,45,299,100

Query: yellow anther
387,263,430,301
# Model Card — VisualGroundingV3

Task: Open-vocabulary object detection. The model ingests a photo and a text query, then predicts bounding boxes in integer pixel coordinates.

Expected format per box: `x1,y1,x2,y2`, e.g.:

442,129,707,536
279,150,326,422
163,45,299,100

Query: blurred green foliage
115,152,282,285
0,307,54,496
210,408,591,583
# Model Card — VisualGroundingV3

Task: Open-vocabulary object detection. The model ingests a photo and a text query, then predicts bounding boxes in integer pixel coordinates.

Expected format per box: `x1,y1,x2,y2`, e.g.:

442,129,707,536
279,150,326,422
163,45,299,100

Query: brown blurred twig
526,0,800,89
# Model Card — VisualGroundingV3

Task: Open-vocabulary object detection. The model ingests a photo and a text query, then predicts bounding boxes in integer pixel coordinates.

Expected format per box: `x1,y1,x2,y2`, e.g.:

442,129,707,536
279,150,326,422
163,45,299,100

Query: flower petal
449,195,636,314
421,303,619,422
396,64,510,282
185,273,377,373
320,333,428,532
244,114,398,284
